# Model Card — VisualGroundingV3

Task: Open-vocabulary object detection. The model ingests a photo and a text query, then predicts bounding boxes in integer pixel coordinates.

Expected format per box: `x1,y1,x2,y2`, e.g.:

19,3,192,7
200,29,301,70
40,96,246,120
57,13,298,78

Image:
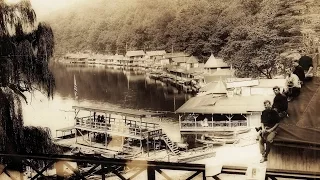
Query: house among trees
63,53,90,64
169,55,199,70
204,54,230,74
145,50,168,68
202,54,235,83
113,54,125,66
125,50,146,66
146,50,166,60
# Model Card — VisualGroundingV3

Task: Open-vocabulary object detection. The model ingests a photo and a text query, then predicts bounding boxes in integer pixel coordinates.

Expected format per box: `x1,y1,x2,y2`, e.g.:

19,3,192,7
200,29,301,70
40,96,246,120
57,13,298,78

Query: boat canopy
72,106,165,118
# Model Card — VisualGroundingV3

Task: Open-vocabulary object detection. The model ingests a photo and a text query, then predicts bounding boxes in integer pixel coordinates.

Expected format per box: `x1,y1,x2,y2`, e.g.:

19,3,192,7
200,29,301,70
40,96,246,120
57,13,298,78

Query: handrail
0,153,318,179
0,153,205,171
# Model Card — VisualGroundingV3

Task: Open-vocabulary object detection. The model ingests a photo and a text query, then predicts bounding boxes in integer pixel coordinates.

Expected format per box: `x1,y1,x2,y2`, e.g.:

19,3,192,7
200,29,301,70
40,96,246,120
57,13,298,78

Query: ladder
162,133,180,155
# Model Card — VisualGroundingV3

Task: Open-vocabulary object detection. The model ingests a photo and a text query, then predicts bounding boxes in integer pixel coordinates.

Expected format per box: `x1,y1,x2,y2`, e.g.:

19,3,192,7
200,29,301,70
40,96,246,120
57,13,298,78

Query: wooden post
105,133,107,147
178,115,182,129
75,129,77,143
147,135,149,157
140,117,143,154
211,114,214,128
153,138,156,156
147,166,155,180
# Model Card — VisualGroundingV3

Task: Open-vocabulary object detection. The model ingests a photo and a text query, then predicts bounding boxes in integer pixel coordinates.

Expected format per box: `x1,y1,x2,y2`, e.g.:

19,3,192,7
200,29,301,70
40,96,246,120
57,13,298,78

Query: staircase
162,133,180,155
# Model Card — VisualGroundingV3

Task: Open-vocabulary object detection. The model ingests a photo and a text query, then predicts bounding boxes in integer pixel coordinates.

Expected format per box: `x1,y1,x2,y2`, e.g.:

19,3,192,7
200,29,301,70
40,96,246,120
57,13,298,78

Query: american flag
74,75,78,100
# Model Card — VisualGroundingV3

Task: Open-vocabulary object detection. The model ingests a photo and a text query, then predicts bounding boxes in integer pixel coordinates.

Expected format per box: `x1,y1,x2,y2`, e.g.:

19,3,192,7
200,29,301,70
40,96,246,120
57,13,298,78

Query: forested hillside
47,0,320,77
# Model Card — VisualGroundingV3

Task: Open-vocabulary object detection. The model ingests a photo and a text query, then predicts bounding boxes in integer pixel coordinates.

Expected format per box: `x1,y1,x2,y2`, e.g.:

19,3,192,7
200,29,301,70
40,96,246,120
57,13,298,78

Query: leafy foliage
0,0,59,170
48,0,318,77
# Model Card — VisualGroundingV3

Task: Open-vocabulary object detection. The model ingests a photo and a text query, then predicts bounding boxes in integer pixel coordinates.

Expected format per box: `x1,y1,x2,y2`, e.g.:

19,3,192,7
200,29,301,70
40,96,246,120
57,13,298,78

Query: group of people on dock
258,55,314,163
93,112,105,123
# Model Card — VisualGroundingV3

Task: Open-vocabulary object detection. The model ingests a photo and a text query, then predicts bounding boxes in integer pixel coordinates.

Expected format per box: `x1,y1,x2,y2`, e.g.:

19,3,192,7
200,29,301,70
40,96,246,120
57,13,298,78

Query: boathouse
270,77,320,172
145,50,166,60
113,54,124,66
125,50,146,66
176,78,286,132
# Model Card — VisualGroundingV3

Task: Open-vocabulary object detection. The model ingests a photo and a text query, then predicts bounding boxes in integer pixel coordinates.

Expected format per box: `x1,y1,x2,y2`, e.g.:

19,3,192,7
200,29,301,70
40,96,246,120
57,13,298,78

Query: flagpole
74,74,79,103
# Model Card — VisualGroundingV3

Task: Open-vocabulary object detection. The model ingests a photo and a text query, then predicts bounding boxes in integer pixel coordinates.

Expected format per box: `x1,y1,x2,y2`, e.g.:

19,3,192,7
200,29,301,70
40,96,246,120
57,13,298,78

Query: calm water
22,63,193,142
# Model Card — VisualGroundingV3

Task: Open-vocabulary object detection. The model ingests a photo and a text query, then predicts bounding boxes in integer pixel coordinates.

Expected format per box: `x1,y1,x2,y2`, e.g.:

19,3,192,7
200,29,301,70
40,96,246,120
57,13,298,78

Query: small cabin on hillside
204,54,230,74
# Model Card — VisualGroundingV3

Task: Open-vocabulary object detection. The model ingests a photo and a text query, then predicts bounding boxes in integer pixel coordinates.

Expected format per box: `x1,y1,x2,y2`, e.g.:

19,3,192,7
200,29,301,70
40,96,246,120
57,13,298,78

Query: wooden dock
62,105,181,156
56,126,75,139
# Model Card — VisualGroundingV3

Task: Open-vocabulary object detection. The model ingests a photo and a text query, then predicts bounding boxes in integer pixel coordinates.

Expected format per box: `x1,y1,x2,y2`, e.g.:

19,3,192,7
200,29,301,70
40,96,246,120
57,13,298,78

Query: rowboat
195,139,225,146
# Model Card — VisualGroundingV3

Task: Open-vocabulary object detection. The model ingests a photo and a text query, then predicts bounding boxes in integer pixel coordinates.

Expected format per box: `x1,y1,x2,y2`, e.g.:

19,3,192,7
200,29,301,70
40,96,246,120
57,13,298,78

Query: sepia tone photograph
0,0,320,179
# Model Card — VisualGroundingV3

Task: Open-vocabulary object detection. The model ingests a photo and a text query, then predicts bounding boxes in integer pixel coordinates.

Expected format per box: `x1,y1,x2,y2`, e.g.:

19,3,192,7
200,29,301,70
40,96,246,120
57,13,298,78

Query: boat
195,139,225,146
209,138,239,144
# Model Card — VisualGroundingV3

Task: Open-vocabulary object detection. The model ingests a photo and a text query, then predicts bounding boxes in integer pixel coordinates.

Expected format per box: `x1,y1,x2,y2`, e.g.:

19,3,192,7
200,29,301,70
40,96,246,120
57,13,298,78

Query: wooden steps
162,133,180,155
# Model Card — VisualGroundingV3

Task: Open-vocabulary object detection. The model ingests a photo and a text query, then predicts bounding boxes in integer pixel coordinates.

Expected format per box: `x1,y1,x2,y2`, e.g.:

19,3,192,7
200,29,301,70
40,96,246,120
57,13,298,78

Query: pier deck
69,106,174,155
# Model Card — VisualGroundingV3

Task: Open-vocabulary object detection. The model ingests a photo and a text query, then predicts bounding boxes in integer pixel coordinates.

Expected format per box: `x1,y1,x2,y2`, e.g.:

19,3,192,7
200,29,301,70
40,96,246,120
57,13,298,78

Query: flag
74,75,78,100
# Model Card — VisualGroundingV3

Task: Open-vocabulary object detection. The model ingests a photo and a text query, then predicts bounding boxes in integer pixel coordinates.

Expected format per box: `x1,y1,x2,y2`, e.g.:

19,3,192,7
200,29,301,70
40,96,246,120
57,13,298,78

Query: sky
5,0,84,20
30,0,83,19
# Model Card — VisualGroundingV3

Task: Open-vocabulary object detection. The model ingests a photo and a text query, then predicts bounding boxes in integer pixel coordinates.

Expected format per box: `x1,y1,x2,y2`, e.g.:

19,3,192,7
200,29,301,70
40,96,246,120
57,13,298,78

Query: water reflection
22,63,194,144
51,63,192,112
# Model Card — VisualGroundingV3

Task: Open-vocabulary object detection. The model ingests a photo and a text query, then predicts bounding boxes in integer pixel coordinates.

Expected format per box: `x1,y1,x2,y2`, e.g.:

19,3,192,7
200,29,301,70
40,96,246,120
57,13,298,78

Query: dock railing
75,116,162,138
180,120,247,130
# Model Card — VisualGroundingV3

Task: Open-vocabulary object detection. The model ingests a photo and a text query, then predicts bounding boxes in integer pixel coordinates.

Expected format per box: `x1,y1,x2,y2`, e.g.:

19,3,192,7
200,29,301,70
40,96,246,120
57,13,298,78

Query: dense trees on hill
48,0,319,78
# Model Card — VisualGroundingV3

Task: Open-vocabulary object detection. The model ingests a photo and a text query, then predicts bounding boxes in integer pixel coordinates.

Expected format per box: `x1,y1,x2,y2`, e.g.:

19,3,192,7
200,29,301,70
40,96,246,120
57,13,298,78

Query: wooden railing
0,153,318,180
180,120,247,130
75,116,162,138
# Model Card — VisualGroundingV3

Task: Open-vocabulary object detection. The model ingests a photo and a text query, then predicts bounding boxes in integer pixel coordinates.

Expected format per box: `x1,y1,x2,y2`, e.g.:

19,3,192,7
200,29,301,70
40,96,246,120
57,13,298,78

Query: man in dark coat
299,55,314,81
293,60,305,84
259,100,280,163
272,86,288,119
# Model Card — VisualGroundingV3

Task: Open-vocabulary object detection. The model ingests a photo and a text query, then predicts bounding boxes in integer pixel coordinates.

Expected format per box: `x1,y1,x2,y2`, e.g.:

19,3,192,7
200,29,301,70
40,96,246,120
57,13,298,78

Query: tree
0,0,61,171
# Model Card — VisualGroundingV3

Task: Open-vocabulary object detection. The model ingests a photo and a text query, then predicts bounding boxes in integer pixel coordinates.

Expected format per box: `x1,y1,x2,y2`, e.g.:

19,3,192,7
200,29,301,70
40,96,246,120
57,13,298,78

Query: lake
22,63,193,143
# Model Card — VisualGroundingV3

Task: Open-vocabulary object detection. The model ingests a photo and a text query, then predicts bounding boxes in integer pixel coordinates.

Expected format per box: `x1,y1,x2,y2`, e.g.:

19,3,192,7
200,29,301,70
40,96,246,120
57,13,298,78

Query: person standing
272,86,288,119
259,100,280,163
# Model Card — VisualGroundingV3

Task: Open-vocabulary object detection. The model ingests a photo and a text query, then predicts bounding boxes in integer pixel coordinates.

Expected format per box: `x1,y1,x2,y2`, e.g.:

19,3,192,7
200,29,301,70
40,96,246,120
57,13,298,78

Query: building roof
254,79,287,88
146,50,166,56
126,50,145,57
186,56,199,64
204,54,230,68
171,56,199,64
275,77,320,147
176,94,274,114
65,53,90,59
113,54,124,60
164,52,189,59
101,55,114,60
72,106,165,118
199,80,227,94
